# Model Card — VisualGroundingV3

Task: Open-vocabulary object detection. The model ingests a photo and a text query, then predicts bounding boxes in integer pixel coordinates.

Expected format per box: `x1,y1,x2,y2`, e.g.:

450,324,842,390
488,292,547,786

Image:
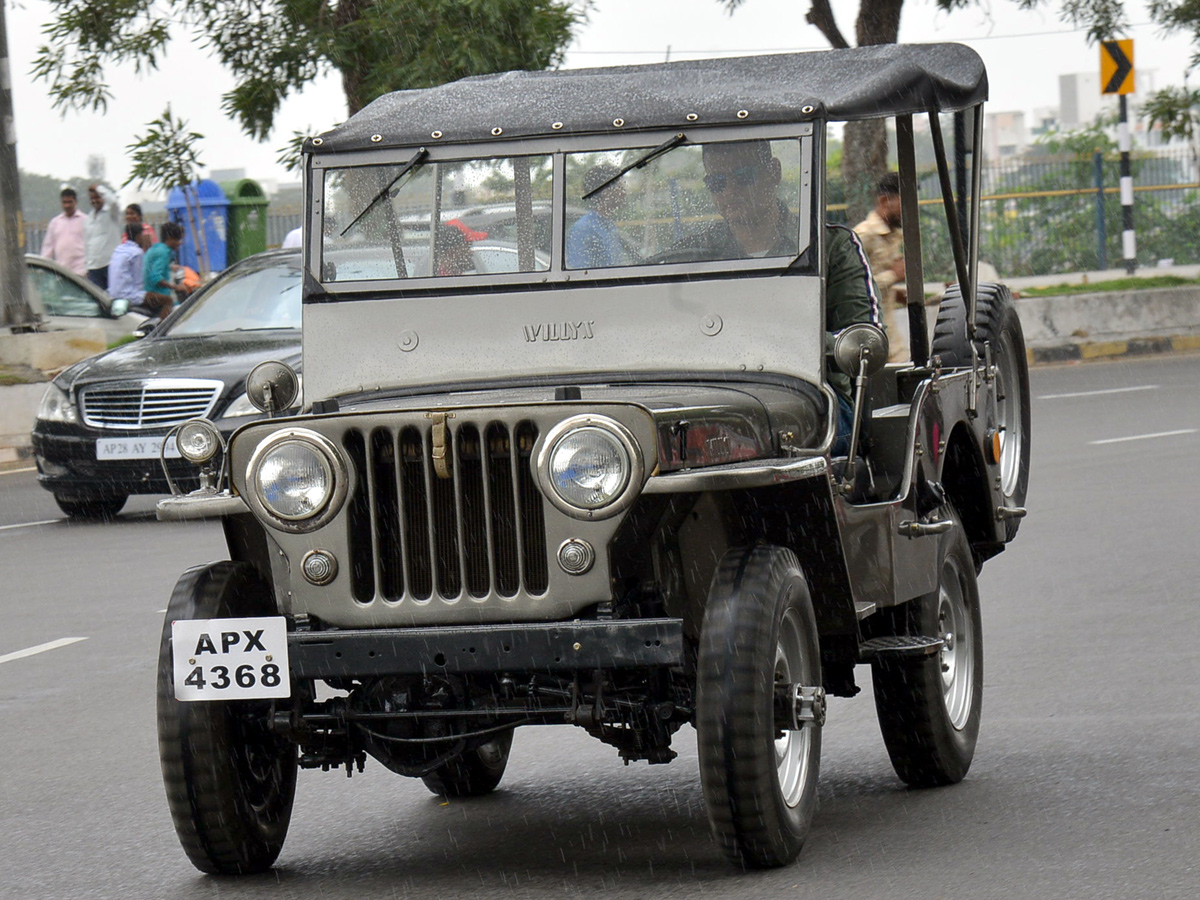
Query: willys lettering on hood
523,321,595,342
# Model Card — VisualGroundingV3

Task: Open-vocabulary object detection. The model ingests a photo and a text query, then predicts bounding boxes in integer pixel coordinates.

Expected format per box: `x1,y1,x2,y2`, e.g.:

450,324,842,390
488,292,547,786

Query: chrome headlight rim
176,418,224,465
244,427,349,532
536,414,644,520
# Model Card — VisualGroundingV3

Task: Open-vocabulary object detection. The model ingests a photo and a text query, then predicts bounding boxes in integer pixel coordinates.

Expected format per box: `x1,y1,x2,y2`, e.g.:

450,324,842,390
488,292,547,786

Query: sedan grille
342,418,548,603
80,379,224,429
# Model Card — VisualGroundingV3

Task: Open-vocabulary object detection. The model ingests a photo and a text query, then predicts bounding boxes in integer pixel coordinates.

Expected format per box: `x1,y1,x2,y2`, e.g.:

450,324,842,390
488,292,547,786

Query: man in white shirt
85,183,122,290
40,188,87,276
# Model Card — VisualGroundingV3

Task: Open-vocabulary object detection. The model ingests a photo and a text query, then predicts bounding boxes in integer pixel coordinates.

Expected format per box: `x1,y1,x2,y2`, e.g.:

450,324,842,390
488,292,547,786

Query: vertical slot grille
343,430,374,603
515,421,548,593
400,427,433,600
341,416,546,604
486,423,521,597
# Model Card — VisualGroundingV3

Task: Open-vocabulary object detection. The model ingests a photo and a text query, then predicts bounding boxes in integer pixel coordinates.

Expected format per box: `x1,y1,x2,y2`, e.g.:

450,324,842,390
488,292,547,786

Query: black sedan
32,250,301,518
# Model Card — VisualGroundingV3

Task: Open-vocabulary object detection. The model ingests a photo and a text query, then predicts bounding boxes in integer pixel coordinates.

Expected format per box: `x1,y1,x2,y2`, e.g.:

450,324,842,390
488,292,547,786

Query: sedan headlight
36,383,78,424
537,416,643,519
245,429,347,531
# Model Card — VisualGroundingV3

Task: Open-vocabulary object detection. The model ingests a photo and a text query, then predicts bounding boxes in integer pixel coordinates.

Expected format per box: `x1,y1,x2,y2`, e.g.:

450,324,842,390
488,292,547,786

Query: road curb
1028,333,1200,365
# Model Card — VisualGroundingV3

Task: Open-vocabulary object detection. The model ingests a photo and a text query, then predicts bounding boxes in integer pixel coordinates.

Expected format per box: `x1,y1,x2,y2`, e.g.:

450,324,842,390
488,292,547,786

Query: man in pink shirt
40,188,87,275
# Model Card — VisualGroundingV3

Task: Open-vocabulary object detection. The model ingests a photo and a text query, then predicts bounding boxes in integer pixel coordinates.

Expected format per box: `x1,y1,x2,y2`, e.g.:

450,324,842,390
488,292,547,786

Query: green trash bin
221,179,269,263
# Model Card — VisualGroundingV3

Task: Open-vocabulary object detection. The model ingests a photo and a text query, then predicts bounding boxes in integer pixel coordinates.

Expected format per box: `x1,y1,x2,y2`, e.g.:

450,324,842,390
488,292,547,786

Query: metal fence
828,146,1199,280
24,149,1199,280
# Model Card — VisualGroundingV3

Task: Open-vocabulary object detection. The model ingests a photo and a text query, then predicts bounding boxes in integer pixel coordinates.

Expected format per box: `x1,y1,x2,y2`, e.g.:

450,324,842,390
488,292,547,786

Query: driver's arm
823,224,882,353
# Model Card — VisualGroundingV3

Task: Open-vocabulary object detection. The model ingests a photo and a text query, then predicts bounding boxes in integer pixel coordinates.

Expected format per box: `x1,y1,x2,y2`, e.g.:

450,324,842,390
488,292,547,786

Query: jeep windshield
317,133,812,288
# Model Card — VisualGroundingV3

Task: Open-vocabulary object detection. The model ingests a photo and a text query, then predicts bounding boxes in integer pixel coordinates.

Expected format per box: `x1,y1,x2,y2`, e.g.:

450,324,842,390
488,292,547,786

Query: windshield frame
306,122,816,296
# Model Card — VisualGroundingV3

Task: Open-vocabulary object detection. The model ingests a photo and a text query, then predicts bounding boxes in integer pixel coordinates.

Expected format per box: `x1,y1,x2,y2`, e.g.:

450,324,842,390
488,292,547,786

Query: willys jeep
155,43,1031,874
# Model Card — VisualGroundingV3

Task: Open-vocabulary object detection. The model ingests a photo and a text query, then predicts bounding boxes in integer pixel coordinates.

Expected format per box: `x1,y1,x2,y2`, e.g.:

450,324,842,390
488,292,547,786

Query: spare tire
930,282,1031,539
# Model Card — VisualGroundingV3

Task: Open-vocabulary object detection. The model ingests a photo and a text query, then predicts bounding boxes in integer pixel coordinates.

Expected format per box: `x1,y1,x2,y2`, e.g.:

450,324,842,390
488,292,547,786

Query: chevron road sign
1101,40,1135,95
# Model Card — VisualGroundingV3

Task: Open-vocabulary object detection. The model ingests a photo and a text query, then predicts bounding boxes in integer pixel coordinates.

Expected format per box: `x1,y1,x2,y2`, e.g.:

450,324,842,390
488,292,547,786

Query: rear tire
696,545,822,868
54,493,126,519
421,730,514,798
872,515,983,787
156,561,297,875
931,282,1031,537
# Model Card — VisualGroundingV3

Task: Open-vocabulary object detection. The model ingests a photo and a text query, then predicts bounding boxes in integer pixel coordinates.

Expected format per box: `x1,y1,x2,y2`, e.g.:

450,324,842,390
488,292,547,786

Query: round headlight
547,426,631,511
177,419,221,464
255,439,333,520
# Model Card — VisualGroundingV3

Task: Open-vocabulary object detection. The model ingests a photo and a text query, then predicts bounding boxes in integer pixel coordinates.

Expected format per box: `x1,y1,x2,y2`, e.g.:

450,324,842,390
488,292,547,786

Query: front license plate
96,435,180,460
171,616,291,701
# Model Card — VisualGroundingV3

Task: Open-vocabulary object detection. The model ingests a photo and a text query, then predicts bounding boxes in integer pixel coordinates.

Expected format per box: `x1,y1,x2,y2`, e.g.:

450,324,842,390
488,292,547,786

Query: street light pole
0,0,34,331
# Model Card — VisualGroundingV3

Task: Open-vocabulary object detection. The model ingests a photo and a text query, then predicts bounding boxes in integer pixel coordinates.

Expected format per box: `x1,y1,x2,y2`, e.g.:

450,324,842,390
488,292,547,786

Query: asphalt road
2,355,1198,899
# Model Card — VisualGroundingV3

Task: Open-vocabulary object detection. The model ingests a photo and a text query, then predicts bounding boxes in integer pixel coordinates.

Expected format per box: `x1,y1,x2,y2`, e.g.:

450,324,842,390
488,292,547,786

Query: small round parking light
177,419,222,465
301,549,339,585
557,539,595,575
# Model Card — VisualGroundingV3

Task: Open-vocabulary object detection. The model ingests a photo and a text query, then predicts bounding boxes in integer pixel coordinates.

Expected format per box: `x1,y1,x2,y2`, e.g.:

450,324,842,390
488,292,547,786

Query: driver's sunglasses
703,166,762,194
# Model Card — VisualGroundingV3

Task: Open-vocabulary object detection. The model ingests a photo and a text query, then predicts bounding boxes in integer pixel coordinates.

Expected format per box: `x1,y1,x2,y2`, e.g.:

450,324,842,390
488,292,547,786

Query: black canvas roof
308,43,986,154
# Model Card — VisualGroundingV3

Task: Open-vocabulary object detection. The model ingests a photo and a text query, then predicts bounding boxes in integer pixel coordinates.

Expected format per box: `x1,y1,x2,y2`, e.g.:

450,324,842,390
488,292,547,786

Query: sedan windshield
166,257,302,336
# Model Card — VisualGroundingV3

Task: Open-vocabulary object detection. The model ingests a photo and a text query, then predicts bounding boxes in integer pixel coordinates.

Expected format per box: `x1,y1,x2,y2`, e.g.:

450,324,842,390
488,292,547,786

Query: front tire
156,561,297,875
421,730,514,798
696,545,822,868
872,516,983,787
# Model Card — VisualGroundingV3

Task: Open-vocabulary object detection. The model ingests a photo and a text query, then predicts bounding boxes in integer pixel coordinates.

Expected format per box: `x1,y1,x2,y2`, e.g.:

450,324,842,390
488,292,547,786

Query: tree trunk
337,0,369,115
839,0,904,225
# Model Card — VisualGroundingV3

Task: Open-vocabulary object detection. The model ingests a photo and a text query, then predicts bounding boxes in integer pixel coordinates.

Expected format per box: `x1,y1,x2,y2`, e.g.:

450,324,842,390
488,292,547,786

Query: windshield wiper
581,133,687,200
340,147,429,237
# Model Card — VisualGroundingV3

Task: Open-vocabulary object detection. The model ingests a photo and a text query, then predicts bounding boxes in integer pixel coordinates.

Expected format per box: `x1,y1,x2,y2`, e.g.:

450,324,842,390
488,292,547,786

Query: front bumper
32,426,226,497
289,618,684,678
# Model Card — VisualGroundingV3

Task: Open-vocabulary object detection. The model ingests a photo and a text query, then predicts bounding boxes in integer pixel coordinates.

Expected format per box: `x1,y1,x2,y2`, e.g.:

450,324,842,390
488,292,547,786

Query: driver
700,140,883,453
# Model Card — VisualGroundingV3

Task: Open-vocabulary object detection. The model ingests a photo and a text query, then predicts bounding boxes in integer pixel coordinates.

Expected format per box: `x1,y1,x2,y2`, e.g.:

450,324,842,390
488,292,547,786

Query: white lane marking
0,519,60,532
0,466,37,476
1090,429,1197,446
1040,385,1159,400
0,637,88,666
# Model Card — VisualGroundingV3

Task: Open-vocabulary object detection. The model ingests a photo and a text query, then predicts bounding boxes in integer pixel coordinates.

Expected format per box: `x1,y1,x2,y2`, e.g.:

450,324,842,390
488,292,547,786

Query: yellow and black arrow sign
1101,40,1135,95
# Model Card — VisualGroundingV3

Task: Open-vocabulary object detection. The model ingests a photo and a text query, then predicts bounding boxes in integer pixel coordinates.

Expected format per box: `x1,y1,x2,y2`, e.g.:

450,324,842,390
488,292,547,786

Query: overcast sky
5,0,1197,193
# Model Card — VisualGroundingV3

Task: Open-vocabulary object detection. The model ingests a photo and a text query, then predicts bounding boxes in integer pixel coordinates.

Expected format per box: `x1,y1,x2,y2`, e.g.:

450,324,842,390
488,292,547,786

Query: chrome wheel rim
994,334,1024,497
774,606,814,808
938,558,975,730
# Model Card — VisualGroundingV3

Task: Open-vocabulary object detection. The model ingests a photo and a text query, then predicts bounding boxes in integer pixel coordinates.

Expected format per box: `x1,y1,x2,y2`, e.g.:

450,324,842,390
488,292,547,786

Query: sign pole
1117,95,1136,274
1101,38,1136,275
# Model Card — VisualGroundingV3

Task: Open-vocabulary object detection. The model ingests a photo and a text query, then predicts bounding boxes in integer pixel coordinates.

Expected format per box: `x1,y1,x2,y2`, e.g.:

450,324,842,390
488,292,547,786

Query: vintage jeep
155,43,1030,874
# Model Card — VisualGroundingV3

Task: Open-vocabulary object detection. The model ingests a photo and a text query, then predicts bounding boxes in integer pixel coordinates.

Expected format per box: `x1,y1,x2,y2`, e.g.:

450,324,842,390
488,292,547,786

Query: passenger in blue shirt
107,225,147,305
141,221,188,319
566,164,632,269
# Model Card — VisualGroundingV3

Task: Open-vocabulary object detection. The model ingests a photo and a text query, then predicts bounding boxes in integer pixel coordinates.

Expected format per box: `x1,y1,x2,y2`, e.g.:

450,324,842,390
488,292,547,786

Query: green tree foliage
1142,85,1200,165
34,0,586,147
123,107,213,273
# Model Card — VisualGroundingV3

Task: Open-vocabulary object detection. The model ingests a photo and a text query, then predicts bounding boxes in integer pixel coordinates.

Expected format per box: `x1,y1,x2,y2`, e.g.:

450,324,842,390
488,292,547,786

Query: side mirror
832,324,889,378
246,360,300,414
110,298,130,317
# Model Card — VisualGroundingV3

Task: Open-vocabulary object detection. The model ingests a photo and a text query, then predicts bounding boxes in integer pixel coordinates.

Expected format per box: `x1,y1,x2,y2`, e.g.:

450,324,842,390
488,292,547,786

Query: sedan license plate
96,435,180,460
171,616,290,701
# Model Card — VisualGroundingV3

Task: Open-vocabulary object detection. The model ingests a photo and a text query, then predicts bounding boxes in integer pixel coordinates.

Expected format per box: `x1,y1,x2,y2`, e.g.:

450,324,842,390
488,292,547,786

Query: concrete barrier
0,327,107,372
1017,286,1200,363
